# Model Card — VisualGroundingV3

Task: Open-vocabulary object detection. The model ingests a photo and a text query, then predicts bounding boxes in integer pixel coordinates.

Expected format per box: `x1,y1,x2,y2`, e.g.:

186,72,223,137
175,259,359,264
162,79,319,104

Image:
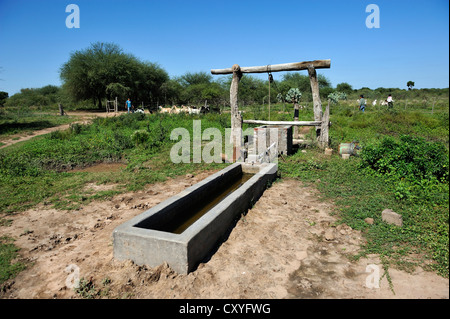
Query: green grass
0,107,77,139
0,112,230,214
0,236,27,285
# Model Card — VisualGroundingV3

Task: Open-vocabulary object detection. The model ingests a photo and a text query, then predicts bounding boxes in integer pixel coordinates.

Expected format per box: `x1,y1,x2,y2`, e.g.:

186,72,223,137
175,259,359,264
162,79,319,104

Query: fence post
59,103,65,116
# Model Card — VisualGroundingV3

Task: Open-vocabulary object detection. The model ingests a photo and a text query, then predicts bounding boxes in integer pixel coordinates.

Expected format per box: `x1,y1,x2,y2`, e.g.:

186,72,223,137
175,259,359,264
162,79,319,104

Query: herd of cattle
157,105,211,114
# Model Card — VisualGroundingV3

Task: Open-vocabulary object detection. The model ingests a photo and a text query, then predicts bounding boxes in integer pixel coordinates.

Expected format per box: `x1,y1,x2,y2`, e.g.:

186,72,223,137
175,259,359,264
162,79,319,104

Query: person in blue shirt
126,98,132,113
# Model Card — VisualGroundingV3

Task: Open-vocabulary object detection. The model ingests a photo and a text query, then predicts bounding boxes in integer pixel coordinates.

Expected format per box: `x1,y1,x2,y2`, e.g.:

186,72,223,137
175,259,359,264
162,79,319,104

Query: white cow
372,99,377,106
189,107,200,115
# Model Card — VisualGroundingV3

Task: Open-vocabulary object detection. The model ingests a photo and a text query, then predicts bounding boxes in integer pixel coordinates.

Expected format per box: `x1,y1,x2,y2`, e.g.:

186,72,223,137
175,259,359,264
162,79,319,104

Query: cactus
285,88,302,103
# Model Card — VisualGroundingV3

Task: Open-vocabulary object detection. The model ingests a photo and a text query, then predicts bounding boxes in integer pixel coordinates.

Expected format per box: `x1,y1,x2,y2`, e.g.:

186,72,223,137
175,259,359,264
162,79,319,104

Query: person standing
126,98,132,114
386,94,394,109
359,95,366,112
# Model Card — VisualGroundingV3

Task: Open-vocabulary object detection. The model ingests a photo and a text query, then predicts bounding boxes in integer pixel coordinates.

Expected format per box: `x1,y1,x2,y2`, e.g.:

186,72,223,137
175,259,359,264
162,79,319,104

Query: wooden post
320,100,330,148
307,65,323,144
230,64,243,161
293,103,299,138
58,103,65,116
268,78,271,121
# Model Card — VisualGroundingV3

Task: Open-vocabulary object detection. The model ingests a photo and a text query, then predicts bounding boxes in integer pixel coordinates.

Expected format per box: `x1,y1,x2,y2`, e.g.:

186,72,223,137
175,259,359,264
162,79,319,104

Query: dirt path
1,170,448,299
0,111,126,149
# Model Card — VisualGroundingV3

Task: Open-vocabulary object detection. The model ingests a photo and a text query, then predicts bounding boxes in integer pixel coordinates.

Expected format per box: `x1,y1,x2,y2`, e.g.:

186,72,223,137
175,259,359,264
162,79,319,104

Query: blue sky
0,0,448,95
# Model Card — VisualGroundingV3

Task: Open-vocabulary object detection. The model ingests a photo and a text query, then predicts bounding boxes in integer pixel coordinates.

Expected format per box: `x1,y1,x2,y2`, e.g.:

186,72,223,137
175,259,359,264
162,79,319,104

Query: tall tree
60,42,168,109
407,81,415,90
178,71,212,87
177,71,226,106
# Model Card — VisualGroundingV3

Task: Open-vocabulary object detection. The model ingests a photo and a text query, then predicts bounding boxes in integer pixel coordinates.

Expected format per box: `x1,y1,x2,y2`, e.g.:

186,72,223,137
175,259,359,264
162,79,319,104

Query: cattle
200,105,210,114
158,106,171,113
170,105,181,114
179,105,189,114
188,107,200,115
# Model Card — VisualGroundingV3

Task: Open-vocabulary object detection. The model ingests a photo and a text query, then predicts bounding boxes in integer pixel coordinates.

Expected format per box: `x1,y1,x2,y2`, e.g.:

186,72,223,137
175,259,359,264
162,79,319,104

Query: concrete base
113,162,277,274
253,125,293,156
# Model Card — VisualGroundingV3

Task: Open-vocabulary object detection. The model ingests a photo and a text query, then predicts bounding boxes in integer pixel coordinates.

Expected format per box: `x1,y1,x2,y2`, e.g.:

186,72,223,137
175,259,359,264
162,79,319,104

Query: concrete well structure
253,125,293,156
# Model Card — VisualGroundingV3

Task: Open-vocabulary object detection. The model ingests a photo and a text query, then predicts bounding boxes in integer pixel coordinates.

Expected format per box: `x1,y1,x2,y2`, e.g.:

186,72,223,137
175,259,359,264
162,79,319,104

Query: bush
360,135,449,184
131,130,150,147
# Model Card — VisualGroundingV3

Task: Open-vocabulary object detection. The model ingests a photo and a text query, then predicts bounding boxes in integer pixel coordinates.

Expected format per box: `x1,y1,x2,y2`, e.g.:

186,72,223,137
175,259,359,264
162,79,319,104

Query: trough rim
113,162,277,243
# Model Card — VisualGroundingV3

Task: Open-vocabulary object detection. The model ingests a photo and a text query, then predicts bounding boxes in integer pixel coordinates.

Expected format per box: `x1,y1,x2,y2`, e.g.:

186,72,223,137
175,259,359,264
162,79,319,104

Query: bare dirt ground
1,168,448,299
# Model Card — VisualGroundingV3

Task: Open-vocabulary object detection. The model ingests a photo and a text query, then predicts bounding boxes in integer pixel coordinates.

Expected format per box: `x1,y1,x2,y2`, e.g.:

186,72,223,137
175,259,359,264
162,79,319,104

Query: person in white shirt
386,94,393,109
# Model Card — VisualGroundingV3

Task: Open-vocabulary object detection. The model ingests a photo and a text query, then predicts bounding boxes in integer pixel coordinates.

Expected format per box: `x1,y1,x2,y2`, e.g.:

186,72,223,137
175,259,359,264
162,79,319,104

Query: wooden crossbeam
243,120,322,126
211,59,330,75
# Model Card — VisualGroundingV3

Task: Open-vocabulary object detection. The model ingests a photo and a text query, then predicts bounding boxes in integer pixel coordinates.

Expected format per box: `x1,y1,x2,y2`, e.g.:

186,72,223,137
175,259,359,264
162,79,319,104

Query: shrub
360,135,449,183
328,91,347,104
131,130,150,147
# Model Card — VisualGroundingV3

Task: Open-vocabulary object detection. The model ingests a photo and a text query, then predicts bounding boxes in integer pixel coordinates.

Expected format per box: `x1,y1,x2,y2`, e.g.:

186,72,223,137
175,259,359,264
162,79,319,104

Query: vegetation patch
280,130,448,277
0,236,26,286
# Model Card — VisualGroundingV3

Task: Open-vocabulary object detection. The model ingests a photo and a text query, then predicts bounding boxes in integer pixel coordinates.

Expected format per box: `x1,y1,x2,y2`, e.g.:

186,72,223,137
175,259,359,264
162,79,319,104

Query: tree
280,73,331,101
336,82,353,95
160,79,183,106
178,71,212,86
60,42,168,109
5,86,60,108
407,81,415,90
281,73,311,93
176,71,227,106
0,91,8,107
238,75,266,105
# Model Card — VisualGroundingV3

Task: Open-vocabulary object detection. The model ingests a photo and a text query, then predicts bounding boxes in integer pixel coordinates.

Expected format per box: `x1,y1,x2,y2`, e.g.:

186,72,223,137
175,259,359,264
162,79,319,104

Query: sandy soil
0,168,448,299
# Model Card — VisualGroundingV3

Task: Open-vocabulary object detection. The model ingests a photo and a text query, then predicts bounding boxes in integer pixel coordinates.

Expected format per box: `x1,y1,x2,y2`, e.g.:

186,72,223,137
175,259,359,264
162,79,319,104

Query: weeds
0,236,27,286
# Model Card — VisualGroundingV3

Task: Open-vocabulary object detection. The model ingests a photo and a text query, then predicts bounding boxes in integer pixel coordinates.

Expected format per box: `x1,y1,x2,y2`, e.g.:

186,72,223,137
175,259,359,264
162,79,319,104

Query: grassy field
0,107,79,141
0,99,448,285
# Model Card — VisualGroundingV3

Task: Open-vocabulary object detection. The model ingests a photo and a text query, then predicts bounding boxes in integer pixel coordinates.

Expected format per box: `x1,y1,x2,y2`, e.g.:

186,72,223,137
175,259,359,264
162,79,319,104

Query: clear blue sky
0,0,448,95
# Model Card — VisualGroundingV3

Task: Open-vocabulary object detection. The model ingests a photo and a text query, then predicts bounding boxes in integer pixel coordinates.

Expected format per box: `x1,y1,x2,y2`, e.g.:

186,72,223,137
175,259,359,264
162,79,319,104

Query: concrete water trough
113,162,278,274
